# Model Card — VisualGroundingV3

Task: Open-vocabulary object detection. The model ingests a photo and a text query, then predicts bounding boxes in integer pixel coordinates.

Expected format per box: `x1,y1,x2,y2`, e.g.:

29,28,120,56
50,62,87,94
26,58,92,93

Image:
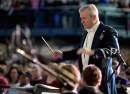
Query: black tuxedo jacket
62,22,119,94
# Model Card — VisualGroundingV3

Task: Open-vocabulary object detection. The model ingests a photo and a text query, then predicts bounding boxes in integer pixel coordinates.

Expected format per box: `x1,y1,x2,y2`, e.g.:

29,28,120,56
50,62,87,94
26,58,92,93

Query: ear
92,15,97,20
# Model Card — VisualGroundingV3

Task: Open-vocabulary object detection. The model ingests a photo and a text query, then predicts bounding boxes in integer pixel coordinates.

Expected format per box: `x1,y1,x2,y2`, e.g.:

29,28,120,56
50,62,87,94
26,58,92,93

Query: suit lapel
81,30,88,47
91,22,105,49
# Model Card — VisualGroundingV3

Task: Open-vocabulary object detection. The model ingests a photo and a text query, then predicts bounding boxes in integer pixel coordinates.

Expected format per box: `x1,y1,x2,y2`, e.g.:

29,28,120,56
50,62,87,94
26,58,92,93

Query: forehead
80,9,89,16
11,68,17,72
32,68,38,71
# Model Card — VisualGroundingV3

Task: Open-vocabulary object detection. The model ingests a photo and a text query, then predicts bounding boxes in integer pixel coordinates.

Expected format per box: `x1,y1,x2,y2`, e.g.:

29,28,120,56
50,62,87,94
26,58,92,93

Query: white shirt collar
86,21,100,33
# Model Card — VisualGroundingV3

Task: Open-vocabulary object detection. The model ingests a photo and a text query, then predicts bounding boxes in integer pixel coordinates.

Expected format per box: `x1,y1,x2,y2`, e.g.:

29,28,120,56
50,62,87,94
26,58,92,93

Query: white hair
79,4,99,21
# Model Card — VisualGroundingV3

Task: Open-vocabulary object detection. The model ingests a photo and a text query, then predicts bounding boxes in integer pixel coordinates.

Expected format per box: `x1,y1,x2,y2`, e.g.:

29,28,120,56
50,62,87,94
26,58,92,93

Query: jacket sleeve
62,48,80,60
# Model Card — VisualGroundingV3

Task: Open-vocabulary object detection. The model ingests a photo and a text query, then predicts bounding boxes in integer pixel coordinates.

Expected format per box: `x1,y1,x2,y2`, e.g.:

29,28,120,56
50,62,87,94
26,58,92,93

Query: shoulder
103,25,119,37
79,87,97,94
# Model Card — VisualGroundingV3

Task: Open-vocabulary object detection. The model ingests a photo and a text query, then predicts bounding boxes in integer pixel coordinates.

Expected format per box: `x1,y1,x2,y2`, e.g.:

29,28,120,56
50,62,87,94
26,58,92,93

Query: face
19,75,29,84
80,9,94,29
31,68,41,80
10,68,19,80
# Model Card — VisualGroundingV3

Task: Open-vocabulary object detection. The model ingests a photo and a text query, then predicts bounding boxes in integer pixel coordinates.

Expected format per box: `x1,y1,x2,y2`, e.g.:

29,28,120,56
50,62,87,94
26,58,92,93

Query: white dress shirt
82,21,100,70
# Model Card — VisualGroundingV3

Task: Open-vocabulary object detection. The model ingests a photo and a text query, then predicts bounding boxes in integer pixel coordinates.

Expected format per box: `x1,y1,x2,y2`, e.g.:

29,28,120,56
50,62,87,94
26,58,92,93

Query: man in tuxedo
51,4,119,94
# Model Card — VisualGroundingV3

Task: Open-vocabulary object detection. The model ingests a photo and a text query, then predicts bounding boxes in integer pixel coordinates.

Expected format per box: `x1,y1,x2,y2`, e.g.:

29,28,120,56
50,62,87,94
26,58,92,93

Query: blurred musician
112,58,129,94
79,64,103,94
59,63,81,94
8,24,33,65
33,63,81,94
0,74,9,94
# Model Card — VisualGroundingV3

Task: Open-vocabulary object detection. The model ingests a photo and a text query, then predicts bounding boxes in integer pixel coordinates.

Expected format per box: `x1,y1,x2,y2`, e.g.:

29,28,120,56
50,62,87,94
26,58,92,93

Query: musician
112,59,129,94
51,4,119,94
30,65,46,86
33,63,81,94
59,63,81,94
6,66,22,94
9,24,32,53
44,70,61,88
79,64,103,94
17,72,32,88
0,74,9,94
6,66,22,87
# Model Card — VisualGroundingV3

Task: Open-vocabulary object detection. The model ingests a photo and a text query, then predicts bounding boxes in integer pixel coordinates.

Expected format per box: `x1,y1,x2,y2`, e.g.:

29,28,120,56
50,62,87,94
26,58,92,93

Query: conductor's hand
51,50,63,60
77,48,94,56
